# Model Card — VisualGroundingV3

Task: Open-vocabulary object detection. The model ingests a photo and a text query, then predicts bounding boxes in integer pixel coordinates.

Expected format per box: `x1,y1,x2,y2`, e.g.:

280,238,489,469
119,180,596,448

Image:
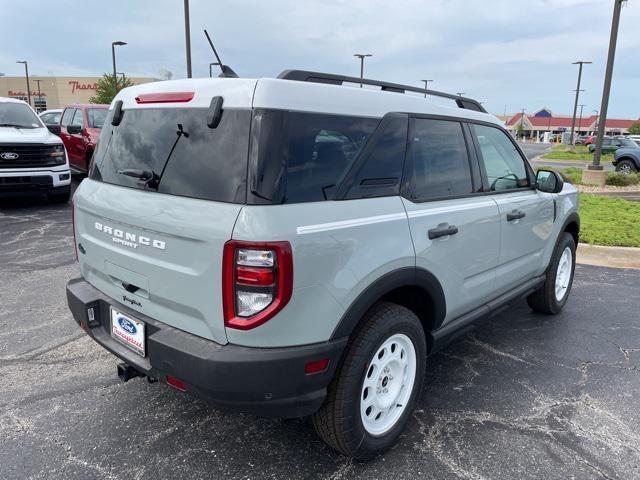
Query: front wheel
312,302,426,459
527,233,576,314
615,159,637,174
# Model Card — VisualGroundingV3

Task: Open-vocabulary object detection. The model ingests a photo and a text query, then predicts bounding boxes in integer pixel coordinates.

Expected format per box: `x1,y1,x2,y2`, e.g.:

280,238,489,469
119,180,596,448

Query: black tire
527,232,576,314
615,159,637,174
312,302,426,459
48,186,71,204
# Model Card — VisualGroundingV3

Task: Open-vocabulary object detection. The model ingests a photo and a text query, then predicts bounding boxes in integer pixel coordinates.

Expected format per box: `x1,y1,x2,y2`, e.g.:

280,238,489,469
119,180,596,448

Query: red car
584,135,594,146
58,104,109,173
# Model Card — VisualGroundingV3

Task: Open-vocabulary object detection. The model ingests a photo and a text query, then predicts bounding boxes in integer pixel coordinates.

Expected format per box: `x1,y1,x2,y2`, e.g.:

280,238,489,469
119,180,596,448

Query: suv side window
71,109,84,128
471,124,529,191
406,118,473,201
345,115,408,199
61,108,75,127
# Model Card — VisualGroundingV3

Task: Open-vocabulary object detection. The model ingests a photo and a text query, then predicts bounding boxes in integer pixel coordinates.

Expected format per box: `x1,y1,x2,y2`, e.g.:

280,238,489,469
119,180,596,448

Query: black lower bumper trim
66,277,347,418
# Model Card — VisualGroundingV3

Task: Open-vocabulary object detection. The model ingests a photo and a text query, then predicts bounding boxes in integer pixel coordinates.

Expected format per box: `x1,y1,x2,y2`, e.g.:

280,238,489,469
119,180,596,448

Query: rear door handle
507,209,526,221
428,223,459,240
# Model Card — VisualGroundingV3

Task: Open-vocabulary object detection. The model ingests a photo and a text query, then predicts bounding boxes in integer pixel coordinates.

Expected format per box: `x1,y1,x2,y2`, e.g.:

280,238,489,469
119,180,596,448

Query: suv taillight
72,198,78,262
222,240,293,330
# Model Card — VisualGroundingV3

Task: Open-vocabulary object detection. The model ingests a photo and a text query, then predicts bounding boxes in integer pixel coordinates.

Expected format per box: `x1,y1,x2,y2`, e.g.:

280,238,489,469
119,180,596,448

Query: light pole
590,0,624,174
567,61,591,150
33,79,42,112
353,53,372,87
16,61,31,106
111,41,127,93
421,79,433,98
577,104,585,137
184,0,192,78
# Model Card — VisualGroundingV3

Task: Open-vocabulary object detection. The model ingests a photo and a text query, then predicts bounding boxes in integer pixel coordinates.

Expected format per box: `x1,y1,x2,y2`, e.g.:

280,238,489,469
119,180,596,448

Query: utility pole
184,0,192,78
520,108,526,139
421,79,433,97
353,53,372,87
590,0,624,174
16,61,31,106
33,79,42,112
567,61,591,150
592,110,599,135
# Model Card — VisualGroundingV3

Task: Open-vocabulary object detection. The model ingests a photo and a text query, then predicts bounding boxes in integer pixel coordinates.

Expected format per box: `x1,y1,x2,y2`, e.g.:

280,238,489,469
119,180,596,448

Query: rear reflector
236,266,275,286
135,92,194,104
166,375,187,391
305,359,330,375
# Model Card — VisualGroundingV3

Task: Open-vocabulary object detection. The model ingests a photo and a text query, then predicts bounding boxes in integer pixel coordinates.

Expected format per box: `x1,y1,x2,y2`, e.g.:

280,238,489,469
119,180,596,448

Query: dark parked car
57,104,109,173
613,147,640,174
588,136,637,154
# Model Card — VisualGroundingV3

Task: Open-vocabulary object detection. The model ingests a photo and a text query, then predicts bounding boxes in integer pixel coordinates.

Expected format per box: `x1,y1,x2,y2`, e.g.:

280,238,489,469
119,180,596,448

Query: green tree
628,121,640,135
516,122,524,138
89,73,134,104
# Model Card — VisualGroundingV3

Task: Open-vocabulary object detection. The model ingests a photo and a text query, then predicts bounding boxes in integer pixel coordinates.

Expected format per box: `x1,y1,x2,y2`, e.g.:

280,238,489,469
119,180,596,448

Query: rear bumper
66,277,347,418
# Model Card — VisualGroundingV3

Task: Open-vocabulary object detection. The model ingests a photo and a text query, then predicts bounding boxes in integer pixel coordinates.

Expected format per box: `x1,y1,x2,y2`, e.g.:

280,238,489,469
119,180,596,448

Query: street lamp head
572,61,592,65
112,41,127,46
16,60,26,64
354,53,372,58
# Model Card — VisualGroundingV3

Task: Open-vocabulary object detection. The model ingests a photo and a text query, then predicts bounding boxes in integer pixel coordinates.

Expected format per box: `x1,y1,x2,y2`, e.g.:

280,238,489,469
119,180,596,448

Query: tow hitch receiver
117,362,143,382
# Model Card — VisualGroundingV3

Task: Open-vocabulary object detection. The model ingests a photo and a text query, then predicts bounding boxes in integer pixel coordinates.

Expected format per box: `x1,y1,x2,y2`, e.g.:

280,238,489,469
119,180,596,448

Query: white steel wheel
555,246,573,302
360,333,417,437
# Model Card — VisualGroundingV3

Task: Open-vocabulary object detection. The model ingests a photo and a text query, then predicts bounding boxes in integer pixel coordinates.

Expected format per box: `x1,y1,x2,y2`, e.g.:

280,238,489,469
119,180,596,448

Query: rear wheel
312,302,426,459
615,159,637,174
48,185,71,204
527,233,576,314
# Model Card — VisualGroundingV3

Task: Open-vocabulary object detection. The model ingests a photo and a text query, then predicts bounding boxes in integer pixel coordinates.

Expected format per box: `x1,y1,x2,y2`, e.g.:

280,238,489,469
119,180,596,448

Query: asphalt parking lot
1,180,639,480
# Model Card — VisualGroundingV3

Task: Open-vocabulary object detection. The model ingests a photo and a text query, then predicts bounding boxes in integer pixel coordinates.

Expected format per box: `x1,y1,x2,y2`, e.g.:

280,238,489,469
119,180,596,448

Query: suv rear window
249,110,379,204
91,108,251,203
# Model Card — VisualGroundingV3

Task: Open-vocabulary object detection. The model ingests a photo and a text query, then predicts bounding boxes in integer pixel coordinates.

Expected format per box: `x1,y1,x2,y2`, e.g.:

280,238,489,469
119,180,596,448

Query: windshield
88,108,108,128
0,102,42,129
91,107,251,203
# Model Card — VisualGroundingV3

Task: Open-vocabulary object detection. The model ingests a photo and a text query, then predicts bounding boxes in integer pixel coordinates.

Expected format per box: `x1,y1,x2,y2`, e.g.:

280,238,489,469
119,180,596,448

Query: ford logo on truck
117,316,137,335
94,222,166,250
0,152,19,160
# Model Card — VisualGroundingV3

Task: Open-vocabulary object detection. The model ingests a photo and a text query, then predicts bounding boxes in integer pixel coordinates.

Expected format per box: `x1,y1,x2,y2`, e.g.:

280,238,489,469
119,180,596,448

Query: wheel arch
616,155,640,170
561,212,580,247
330,267,446,349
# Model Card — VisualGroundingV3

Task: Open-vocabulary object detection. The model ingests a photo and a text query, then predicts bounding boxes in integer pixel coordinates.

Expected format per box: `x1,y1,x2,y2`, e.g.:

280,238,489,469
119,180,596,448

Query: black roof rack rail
277,70,486,113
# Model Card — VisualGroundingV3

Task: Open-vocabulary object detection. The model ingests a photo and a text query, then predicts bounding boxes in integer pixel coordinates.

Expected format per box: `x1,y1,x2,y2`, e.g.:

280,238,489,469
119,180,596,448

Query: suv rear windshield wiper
116,169,160,189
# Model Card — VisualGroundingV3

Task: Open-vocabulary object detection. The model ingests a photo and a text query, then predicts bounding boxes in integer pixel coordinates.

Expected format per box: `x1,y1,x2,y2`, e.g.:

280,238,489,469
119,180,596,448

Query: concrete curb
577,243,640,269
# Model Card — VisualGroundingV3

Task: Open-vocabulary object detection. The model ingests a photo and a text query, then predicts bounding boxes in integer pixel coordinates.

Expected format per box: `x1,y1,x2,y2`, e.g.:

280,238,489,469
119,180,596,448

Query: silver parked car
66,71,580,459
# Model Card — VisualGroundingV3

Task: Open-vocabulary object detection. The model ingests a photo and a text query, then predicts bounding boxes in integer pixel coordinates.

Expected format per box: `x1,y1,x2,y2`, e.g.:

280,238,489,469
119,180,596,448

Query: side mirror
536,169,564,193
47,124,61,135
67,124,82,135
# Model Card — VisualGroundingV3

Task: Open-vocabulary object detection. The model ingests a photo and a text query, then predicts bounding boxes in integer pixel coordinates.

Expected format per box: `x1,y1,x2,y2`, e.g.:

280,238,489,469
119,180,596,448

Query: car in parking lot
613,146,640,173
57,103,108,173
38,109,63,127
0,97,71,202
588,136,637,153
66,71,579,459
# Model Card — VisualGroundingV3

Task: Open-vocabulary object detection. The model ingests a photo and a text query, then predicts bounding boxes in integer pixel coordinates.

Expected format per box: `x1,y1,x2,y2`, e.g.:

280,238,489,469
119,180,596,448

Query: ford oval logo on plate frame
0,152,19,160
110,308,146,356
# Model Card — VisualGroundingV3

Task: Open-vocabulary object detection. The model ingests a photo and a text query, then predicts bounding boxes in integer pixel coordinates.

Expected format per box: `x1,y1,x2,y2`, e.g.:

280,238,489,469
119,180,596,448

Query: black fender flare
330,267,446,340
560,211,580,244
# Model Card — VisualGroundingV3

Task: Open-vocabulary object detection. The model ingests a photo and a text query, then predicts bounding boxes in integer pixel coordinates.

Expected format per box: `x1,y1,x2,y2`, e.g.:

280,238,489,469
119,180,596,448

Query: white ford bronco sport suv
66,71,579,458
0,97,71,202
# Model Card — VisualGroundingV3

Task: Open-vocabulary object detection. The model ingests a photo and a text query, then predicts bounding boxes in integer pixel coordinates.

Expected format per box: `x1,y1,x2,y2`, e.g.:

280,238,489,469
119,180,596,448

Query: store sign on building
68,81,98,94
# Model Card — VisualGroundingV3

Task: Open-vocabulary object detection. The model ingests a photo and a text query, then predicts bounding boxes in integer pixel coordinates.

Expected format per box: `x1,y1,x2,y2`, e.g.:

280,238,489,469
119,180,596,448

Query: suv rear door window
71,109,84,128
406,118,473,200
91,107,251,204
471,124,529,191
249,110,379,204
88,109,107,128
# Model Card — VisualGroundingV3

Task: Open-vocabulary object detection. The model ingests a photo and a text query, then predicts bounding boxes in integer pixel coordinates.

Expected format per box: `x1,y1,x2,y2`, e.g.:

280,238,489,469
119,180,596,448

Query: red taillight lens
222,240,293,330
135,92,194,104
71,198,78,262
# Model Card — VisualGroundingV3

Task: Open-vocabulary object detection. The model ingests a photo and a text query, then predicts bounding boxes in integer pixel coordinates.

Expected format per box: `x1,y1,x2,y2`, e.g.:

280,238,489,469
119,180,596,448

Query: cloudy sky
1,0,638,117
